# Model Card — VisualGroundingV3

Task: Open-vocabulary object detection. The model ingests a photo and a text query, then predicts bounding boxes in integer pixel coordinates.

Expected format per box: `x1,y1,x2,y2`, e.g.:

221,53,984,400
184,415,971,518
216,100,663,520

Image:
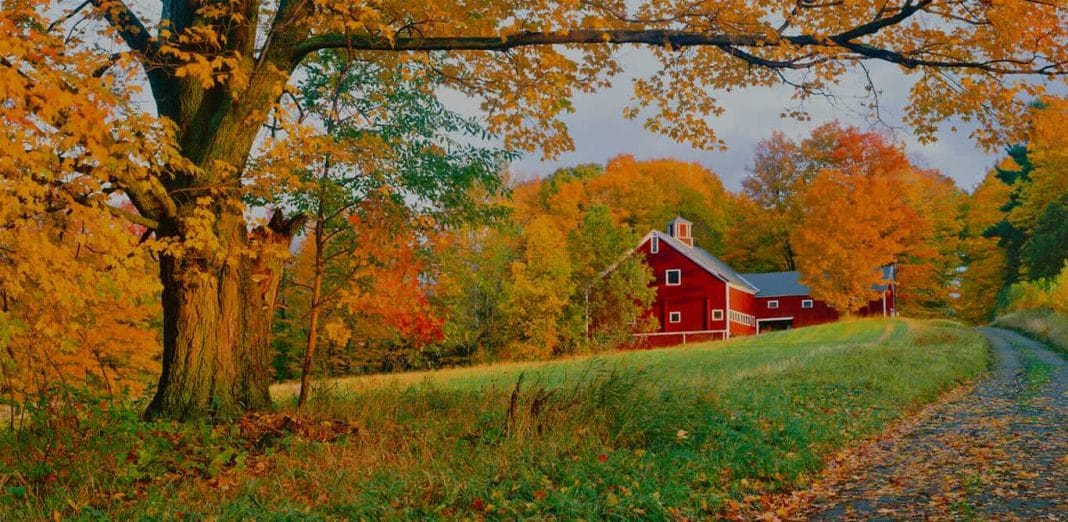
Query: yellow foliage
0,207,160,400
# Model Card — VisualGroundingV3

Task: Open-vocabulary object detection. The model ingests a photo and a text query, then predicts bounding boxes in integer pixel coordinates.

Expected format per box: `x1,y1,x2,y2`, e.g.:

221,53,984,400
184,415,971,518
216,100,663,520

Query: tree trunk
145,210,305,421
296,267,323,409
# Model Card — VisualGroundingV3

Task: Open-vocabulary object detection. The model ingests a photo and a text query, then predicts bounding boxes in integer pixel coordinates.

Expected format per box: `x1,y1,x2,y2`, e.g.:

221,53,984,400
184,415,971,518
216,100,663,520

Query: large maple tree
4,0,1065,419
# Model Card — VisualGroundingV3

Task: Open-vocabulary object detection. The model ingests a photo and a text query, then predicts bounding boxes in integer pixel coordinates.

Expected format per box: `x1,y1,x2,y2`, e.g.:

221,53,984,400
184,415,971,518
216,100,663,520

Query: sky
474,46,1002,193
110,1,1013,193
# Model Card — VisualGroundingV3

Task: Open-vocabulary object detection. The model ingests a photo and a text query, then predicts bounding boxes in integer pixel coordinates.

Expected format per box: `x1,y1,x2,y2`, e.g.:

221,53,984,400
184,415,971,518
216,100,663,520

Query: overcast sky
478,46,1002,193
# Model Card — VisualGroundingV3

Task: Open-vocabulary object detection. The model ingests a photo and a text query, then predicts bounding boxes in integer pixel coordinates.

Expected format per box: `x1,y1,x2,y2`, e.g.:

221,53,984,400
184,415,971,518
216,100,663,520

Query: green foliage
270,50,515,225
0,387,247,516
1020,199,1068,280
266,50,517,381
432,222,519,365
984,144,1036,286
568,206,657,348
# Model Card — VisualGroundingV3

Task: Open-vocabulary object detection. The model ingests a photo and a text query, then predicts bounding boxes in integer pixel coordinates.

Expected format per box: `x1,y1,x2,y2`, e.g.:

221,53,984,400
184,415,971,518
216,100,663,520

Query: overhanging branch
291,30,783,65
290,0,1065,78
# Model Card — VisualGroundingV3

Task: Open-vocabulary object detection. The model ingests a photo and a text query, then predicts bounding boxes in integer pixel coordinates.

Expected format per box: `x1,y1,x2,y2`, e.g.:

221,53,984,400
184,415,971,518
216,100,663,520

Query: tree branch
290,2,1065,77
291,30,781,65
106,204,159,229
89,0,155,56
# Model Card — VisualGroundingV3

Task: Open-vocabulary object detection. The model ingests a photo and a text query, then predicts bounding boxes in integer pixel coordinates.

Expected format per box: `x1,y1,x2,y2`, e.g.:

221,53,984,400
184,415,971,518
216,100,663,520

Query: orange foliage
526,155,732,252
792,126,961,313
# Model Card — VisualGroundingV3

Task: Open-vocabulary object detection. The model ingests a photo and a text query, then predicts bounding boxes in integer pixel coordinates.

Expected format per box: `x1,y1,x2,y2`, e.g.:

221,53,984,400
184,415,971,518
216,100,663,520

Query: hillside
2,318,988,519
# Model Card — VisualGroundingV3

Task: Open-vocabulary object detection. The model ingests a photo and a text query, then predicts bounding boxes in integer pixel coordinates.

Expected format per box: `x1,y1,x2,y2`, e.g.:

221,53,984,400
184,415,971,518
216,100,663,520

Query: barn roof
742,267,896,298
874,265,895,292
740,271,810,298
655,231,759,293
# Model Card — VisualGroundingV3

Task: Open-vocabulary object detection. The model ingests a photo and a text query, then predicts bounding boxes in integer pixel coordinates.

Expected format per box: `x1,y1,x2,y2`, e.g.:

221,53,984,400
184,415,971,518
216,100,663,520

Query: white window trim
801,299,814,309
711,309,724,321
650,236,659,254
767,300,779,309
729,310,756,326
665,269,682,286
668,311,682,323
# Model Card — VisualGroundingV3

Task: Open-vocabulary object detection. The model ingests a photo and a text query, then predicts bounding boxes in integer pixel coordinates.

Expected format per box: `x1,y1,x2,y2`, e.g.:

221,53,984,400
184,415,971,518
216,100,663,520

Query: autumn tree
302,209,445,376
793,168,919,312
1012,99,1068,281
527,156,733,253
500,216,573,359
13,0,1067,419
956,172,1012,323
791,126,962,313
725,129,833,271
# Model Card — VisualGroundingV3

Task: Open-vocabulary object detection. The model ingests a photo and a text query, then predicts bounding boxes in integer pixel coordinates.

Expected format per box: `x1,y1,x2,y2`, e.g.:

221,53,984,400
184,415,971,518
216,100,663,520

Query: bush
994,261,1068,353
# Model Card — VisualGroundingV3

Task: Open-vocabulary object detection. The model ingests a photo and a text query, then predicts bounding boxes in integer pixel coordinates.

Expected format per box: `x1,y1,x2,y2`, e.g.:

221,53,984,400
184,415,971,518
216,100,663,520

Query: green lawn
3,318,988,519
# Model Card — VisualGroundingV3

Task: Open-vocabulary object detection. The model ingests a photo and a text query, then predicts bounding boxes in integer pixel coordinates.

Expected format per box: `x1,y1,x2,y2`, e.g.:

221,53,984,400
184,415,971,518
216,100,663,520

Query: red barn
630,217,759,347
740,270,895,333
620,217,895,347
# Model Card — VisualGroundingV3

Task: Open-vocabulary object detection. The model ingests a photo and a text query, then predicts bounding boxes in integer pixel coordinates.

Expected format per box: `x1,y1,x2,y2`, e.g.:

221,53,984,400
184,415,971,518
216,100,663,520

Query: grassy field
2,318,988,519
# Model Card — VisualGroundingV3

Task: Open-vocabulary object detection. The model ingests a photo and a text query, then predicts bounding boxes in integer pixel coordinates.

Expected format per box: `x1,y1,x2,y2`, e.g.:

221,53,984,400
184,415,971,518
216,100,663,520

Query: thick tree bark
145,210,304,421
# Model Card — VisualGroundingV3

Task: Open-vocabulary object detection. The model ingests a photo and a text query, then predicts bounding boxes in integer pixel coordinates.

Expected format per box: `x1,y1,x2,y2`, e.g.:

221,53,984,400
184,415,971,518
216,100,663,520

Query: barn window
767,300,779,309
666,269,681,286
802,299,814,309
668,311,682,323
711,309,723,321
650,236,659,254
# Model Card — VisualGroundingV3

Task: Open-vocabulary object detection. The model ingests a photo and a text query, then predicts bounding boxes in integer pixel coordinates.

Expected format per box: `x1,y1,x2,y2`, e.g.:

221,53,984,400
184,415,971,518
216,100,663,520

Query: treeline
956,99,1068,322
271,155,738,379
3,78,1065,404
271,113,1067,382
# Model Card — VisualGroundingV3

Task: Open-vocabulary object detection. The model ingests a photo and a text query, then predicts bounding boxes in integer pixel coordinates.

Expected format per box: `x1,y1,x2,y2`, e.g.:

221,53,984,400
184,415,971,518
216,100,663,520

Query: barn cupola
666,216,694,247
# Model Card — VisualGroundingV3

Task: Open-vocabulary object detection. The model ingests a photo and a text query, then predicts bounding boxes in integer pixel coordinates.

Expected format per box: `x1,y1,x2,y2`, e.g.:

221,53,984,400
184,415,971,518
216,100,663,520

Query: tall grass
995,308,1068,355
1,319,988,519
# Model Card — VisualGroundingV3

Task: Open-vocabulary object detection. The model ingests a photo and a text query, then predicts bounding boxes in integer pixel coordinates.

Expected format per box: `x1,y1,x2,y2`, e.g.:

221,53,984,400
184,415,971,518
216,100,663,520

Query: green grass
1019,348,1054,402
2,319,988,519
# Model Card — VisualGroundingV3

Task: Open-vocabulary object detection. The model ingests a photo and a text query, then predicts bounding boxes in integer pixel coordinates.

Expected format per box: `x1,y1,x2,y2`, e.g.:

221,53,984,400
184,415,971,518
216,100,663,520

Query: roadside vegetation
995,308,1068,355
991,261,1068,354
2,319,988,519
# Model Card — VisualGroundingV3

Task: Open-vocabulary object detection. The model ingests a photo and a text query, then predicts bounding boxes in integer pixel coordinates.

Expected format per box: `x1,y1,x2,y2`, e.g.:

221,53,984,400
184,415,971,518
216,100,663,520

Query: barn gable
638,230,758,294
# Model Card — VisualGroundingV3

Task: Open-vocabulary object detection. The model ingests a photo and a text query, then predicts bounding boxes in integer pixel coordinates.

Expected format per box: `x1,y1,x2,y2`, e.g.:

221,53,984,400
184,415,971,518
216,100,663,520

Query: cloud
492,48,1001,192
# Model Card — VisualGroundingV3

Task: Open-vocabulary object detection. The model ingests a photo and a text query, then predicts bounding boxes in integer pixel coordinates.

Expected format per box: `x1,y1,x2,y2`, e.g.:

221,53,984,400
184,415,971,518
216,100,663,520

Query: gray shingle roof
655,231,759,292
742,267,895,297
739,271,810,297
